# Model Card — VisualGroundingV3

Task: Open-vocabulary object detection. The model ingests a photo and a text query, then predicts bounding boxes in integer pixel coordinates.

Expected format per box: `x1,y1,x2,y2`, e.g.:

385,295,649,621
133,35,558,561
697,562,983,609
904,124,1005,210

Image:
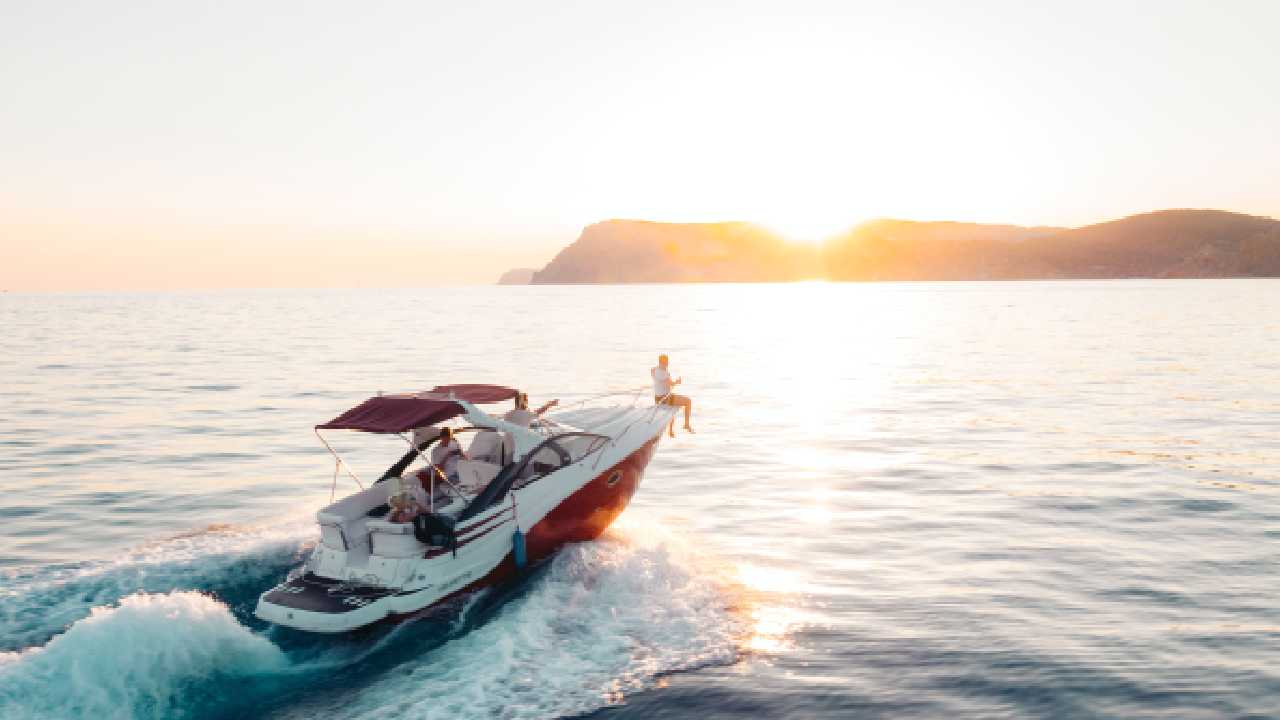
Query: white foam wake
1,514,314,650
0,591,287,720
0,512,750,720
331,521,746,720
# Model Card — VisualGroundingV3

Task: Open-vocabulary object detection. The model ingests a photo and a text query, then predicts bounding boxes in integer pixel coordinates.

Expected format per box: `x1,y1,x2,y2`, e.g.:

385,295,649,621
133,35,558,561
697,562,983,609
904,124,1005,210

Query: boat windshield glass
513,432,609,487
459,432,609,519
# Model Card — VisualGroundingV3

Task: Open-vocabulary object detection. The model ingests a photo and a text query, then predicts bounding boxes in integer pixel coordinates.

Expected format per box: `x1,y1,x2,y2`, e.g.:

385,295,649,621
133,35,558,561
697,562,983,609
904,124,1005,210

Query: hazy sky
3,0,1278,290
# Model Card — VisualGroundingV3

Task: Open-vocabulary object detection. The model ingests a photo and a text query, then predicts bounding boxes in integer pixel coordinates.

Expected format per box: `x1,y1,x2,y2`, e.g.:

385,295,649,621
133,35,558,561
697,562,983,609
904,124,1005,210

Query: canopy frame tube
315,428,365,496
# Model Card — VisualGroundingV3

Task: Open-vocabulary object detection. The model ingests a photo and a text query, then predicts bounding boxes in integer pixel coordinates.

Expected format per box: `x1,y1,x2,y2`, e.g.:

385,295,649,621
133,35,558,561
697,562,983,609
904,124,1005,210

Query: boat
254,383,676,633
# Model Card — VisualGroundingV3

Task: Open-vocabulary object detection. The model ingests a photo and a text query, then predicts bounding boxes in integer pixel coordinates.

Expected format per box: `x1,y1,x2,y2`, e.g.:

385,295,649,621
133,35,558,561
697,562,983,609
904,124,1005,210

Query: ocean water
1,280,1278,719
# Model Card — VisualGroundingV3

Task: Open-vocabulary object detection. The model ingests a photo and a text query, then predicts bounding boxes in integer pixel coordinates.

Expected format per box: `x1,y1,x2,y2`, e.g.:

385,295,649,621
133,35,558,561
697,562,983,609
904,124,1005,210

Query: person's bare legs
674,394,693,432
661,395,693,436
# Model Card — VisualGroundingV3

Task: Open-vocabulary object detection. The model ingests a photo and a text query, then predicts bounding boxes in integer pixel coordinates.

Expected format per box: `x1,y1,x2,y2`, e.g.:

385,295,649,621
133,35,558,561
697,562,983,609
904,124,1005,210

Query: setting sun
761,215,858,244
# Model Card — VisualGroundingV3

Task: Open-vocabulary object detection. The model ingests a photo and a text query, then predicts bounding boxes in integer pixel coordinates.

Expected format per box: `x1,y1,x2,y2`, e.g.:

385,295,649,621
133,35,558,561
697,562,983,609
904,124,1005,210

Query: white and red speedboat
255,384,675,633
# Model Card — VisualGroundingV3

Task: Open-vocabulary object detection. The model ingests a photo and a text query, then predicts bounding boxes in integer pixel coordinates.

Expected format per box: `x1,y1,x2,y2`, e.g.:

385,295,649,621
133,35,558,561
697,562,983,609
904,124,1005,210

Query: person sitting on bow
652,353,694,437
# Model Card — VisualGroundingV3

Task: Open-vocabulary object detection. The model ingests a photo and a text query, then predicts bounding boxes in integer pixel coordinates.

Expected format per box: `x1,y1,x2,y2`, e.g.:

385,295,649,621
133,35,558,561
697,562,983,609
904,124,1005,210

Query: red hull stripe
423,515,516,559
420,507,515,559
458,506,514,536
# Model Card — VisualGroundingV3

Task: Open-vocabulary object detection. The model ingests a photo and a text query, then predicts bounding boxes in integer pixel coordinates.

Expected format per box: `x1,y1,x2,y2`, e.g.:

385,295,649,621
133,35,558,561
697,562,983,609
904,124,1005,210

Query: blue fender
512,527,527,570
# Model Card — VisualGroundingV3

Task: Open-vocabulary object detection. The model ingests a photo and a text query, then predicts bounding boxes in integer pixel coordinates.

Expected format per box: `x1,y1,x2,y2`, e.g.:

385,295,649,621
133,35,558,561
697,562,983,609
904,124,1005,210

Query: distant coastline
496,268,537,285
500,209,1280,284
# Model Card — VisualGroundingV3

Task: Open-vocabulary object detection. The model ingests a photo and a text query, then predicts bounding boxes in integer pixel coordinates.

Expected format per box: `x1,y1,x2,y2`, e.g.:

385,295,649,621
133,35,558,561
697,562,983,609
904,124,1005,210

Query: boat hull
525,434,657,561
256,434,662,632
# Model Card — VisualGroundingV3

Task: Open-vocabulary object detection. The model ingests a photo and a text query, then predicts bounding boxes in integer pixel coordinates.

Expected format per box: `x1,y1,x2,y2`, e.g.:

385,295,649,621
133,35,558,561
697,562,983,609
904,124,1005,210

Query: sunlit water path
2,281,1278,719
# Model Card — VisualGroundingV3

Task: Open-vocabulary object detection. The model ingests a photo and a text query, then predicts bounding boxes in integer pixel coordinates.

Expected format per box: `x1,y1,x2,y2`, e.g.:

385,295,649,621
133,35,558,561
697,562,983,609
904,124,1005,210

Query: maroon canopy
317,396,461,433
316,385,519,433
428,384,520,404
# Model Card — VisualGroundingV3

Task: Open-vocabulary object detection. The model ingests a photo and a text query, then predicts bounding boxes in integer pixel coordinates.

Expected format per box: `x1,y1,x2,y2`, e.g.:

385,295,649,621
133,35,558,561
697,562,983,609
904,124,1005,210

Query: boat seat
318,514,374,553
467,430,512,466
316,483,395,552
367,518,422,558
456,459,502,493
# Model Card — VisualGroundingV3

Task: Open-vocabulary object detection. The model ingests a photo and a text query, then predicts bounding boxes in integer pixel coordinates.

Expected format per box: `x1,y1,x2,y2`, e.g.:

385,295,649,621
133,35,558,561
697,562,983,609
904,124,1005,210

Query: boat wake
0,591,287,719
1,515,315,652
0,512,744,720
312,526,746,720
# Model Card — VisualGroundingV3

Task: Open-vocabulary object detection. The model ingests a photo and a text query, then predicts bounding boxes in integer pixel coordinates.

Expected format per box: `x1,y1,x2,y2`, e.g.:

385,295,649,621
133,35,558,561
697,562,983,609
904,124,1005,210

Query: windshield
459,432,609,520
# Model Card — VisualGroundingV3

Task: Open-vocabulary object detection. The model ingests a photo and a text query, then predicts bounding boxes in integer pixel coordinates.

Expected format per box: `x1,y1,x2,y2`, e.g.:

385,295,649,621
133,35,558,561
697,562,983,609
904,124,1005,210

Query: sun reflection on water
605,511,812,661
733,562,809,655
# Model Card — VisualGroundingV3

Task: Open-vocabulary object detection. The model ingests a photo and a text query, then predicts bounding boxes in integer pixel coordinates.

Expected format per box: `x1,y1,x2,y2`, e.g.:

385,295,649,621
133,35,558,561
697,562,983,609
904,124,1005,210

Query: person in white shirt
429,427,469,484
503,392,559,428
651,354,694,437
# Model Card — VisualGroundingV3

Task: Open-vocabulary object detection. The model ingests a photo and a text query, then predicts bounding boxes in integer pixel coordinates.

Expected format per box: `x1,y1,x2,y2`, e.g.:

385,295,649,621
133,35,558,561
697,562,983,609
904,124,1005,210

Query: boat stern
254,574,398,633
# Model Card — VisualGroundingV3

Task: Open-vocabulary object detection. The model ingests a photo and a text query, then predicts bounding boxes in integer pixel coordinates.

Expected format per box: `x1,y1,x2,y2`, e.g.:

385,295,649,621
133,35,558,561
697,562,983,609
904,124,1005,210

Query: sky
2,0,1278,290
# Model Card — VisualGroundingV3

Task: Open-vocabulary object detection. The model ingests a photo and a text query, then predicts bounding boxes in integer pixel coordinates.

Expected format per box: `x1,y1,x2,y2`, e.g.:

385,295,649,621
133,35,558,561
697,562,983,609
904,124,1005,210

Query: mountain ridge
519,209,1280,283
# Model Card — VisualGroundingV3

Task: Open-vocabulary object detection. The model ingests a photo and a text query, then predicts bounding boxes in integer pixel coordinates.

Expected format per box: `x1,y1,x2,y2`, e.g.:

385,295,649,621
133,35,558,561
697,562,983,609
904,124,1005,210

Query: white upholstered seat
316,483,395,552
367,518,422,558
467,431,512,466
456,459,502,493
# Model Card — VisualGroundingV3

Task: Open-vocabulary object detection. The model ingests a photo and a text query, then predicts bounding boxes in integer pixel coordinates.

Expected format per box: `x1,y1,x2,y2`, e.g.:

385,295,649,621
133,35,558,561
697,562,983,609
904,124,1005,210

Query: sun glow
761,214,858,245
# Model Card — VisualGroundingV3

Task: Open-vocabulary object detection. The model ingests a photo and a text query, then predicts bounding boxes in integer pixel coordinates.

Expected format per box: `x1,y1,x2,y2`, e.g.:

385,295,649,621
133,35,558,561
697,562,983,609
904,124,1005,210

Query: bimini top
316,384,519,433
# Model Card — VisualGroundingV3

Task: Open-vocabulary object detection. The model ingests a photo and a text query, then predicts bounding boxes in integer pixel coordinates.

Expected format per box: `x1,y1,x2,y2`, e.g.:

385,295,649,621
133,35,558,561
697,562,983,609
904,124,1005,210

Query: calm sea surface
1,281,1278,719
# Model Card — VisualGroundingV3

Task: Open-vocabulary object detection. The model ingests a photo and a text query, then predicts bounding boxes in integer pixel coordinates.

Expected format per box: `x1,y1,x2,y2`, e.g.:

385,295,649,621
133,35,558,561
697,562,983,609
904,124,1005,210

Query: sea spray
1,503,752,719
1,516,314,651
317,521,748,720
0,592,287,720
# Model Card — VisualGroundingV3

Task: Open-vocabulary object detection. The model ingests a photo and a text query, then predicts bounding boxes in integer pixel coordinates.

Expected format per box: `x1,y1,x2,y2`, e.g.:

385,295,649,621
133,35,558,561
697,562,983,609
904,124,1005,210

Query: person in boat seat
399,471,431,509
503,392,560,428
388,492,422,523
652,353,694,437
429,426,469,485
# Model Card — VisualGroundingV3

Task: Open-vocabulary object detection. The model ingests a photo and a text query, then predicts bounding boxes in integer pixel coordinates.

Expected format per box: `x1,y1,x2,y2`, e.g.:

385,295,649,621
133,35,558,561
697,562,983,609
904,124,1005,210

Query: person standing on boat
652,354,694,437
504,392,559,428
430,427,468,484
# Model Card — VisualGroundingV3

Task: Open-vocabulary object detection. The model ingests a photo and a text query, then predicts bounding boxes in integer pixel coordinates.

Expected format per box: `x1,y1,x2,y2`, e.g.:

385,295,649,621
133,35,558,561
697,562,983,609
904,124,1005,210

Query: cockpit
308,385,618,563
382,425,609,515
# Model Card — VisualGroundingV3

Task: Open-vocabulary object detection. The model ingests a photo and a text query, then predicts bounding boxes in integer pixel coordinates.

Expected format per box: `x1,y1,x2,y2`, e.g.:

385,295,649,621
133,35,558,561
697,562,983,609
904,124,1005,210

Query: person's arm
535,399,559,415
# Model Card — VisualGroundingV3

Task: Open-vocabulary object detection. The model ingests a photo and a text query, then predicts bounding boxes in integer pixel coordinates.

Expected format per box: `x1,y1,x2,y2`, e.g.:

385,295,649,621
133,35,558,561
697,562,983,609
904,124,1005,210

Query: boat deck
261,573,399,615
